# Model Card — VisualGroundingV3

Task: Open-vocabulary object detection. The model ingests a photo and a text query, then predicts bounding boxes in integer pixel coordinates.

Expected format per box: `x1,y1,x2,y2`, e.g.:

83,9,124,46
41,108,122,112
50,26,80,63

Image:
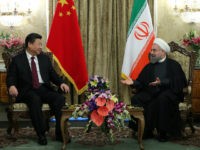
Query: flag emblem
134,21,150,40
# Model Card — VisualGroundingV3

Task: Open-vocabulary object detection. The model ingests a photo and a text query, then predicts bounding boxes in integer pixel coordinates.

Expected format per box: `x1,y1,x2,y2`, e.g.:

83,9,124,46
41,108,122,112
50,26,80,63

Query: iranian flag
121,0,155,80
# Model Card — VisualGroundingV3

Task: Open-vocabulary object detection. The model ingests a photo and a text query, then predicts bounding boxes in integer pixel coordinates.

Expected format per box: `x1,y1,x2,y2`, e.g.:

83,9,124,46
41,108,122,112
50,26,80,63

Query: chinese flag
46,0,88,94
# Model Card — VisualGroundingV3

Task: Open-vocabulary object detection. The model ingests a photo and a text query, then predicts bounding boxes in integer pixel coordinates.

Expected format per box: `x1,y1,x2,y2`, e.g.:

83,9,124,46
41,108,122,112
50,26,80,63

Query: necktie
31,57,40,88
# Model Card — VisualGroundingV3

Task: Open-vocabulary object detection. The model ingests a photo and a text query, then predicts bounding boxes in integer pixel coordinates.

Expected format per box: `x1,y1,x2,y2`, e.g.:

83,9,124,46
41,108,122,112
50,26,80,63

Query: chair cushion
11,102,69,111
179,102,191,111
11,103,50,111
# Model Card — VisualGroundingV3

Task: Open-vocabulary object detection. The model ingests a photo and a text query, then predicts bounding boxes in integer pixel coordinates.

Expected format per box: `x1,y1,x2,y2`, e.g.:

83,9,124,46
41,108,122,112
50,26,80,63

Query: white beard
149,54,162,64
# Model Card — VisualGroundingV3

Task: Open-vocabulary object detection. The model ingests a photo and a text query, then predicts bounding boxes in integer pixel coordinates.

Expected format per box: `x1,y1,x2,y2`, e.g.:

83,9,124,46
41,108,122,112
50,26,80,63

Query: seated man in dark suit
6,33,70,145
121,38,187,142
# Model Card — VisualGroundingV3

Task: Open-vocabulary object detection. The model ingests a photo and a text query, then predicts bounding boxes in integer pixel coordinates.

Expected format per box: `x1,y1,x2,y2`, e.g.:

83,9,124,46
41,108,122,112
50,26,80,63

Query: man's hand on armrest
9,85,18,97
60,83,70,93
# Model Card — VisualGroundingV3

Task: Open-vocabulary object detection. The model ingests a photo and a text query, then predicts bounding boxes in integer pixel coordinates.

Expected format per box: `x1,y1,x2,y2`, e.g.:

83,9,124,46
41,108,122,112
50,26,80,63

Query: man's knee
23,92,42,107
131,92,152,107
131,96,141,106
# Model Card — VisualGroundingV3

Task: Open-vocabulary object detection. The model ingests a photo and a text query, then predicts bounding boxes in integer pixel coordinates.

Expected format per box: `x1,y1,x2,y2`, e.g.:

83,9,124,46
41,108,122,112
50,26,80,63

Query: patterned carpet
0,127,35,148
171,126,200,147
0,126,199,148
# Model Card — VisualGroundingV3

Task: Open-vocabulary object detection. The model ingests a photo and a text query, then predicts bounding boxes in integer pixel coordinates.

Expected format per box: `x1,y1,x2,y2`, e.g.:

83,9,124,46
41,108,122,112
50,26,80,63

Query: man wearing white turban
154,38,171,53
121,38,187,142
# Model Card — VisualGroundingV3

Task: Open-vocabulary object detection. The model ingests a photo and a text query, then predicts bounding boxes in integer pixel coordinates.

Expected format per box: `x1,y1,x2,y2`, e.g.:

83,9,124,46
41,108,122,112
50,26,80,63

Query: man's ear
28,42,31,48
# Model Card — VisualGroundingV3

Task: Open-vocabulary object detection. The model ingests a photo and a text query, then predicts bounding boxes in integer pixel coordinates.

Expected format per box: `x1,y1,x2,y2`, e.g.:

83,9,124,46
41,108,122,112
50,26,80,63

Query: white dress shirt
26,51,44,83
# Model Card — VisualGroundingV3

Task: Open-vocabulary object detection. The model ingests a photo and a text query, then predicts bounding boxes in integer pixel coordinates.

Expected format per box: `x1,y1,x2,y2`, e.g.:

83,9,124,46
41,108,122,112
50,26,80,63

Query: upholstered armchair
2,49,54,136
130,41,196,138
168,41,197,134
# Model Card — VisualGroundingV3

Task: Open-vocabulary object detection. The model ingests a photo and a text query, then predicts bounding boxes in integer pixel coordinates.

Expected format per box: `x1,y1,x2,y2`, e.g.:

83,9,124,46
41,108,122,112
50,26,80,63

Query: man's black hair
25,33,42,48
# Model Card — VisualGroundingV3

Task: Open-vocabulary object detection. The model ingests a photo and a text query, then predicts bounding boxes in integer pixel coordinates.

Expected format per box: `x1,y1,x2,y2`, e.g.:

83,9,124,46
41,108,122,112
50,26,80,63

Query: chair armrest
183,85,191,95
8,95,16,105
179,102,192,110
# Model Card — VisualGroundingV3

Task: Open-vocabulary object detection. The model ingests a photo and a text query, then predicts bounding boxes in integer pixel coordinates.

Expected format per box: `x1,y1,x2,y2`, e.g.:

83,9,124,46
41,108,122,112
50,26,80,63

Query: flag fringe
46,47,88,95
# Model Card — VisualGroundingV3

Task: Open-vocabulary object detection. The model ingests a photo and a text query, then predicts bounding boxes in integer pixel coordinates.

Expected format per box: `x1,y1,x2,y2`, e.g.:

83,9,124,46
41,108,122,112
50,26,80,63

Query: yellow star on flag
66,11,71,16
71,5,76,10
59,0,68,7
59,12,63,17
46,0,89,95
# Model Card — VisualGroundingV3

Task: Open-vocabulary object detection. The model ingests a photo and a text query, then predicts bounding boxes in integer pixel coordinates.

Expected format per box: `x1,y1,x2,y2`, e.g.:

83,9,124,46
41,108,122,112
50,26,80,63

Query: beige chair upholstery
168,41,197,134
11,103,51,111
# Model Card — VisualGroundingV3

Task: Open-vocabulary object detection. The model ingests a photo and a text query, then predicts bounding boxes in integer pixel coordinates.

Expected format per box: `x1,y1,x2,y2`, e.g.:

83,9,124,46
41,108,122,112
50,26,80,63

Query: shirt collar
26,50,37,61
158,56,166,63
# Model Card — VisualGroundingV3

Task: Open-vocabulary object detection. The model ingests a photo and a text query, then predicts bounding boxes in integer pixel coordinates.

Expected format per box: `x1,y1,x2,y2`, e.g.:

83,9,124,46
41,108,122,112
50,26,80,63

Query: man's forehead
152,43,160,49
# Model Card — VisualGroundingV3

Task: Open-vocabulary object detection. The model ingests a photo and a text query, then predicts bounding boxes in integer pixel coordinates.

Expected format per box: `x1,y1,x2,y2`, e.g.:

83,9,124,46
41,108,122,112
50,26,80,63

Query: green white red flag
121,0,155,80
46,0,88,94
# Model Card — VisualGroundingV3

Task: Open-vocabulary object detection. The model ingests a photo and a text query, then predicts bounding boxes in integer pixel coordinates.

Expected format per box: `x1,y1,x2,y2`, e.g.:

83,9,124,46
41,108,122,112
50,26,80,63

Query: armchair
2,48,54,136
168,41,197,134
130,41,196,138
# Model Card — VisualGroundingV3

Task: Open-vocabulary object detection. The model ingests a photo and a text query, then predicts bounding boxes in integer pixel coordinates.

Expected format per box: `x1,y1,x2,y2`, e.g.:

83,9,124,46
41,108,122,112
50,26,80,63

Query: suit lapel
21,52,32,81
37,54,45,81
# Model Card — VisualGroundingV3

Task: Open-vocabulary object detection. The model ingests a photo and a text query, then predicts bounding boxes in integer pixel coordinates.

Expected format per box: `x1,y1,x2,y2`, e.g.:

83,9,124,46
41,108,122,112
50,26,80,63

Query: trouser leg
42,90,65,137
155,90,181,136
22,91,46,137
145,99,159,132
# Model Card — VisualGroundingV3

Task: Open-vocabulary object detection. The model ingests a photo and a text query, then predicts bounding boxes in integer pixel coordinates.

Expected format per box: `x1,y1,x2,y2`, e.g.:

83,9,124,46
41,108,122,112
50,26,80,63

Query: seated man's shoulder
38,52,53,64
39,52,51,58
168,58,181,66
12,50,25,60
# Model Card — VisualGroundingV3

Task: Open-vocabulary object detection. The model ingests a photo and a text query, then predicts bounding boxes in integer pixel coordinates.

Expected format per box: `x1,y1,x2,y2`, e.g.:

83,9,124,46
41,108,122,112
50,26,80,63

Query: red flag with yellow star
46,0,88,94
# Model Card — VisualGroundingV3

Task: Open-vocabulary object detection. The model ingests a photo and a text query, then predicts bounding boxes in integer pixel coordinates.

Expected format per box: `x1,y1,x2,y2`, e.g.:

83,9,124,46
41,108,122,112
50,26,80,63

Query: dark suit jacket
6,50,63,101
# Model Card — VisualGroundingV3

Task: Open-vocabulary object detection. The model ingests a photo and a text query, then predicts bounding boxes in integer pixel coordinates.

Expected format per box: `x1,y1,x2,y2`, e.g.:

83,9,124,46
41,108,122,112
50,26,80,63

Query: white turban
154,38,170,53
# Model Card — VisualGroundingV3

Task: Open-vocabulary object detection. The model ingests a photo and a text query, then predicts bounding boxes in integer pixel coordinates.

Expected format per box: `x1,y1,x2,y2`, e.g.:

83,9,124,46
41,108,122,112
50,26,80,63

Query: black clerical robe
131,58,187,136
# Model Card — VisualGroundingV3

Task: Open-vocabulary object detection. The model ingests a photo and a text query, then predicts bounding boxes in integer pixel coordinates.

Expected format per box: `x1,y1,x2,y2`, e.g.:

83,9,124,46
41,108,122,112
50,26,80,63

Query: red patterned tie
31,57,40,88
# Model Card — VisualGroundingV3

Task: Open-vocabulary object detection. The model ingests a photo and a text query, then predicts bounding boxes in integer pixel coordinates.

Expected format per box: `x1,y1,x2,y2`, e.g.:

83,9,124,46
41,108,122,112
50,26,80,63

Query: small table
61,106,145,150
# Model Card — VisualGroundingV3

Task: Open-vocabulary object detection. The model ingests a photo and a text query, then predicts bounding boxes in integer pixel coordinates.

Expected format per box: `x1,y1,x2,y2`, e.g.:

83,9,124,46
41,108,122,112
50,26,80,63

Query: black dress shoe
158,131,168,142
38,136,47,145
158,135,168,142
143,130,154,139
56,136,63,142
